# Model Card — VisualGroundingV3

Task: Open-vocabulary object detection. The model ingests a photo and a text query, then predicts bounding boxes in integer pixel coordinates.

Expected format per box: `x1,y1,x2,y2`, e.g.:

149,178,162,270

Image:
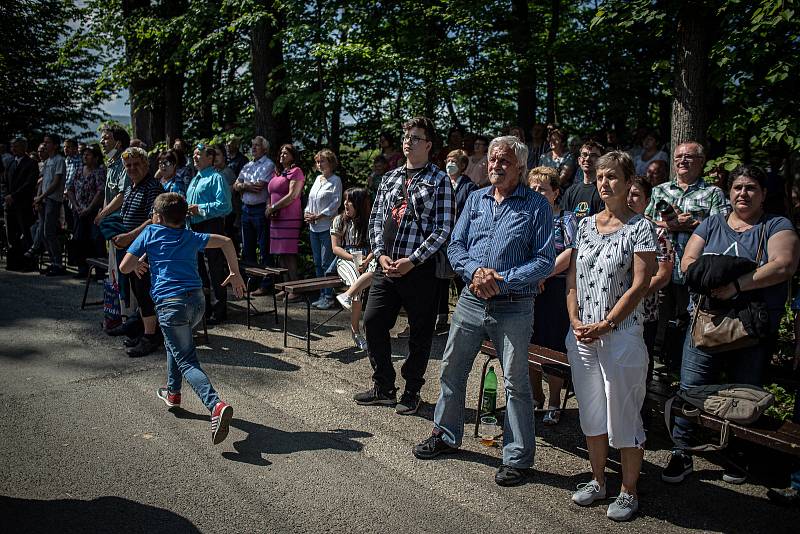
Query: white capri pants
565,324,648,449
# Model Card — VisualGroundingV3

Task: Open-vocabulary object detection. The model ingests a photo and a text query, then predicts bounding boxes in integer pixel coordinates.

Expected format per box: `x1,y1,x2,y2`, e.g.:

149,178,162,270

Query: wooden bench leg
81,265,95,310
283,293,289,348
245,274,253,329
474,354,494,438
273,289,278,325
306,295,311,356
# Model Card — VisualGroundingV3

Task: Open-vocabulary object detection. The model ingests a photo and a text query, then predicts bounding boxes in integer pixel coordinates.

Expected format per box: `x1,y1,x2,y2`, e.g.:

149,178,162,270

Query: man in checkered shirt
354,116,456,415
644,141,729,347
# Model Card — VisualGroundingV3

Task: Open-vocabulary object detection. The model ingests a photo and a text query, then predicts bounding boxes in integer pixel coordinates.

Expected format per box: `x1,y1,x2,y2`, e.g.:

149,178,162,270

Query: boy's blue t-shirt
128,224,211,304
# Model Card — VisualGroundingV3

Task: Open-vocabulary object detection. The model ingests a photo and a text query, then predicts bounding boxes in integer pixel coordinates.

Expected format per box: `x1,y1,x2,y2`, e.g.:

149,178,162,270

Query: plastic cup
479,416,500,447
352,251,363,269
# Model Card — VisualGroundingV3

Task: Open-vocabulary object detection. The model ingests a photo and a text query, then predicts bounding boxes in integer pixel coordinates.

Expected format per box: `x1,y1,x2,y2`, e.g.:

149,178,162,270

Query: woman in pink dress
266,144,305,284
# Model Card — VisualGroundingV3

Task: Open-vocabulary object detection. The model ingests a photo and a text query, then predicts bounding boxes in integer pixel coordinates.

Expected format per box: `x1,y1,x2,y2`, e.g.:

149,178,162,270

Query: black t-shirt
559,181,603,220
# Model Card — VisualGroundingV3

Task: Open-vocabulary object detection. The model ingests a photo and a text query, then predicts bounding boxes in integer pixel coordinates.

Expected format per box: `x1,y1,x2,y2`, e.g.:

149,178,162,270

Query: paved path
0,267,797,532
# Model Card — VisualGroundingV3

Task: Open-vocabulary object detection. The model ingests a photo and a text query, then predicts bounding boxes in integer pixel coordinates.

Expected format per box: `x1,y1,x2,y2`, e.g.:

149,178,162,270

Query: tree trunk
163,70,184,146
123,0,154,146
545,0,560,125
197,61,214,138
251,3,291,155
670,2,714,153
511,0,536,133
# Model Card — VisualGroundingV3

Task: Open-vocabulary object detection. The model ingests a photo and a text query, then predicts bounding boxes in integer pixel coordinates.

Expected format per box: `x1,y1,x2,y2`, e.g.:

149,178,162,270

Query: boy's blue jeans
157,289,220,412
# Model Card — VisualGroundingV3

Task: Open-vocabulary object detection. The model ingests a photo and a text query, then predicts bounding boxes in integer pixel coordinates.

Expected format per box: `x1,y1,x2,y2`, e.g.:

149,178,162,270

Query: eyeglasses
402,134,428,145
674,154,700,162
579,153,599,160
159,161,174,168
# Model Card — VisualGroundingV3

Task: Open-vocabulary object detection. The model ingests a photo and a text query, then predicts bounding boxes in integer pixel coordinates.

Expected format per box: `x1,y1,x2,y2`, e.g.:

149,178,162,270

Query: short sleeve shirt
121,175,162,231
41,154,67,201
104,156,129,206
128,224,210,304
642,225,674,323
330,214,367,248
694,213,795,328
645,178,730,283
574,214,657,329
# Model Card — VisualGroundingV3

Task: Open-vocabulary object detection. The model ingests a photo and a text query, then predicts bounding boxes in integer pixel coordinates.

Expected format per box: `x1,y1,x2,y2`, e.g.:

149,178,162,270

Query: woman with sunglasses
156,150,186,196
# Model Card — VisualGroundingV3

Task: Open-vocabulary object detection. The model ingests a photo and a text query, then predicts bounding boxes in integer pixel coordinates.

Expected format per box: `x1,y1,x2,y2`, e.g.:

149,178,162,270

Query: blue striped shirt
448,182,555,296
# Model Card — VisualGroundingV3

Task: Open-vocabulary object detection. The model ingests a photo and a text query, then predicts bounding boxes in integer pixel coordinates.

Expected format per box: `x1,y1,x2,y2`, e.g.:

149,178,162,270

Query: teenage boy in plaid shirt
354,116,456,415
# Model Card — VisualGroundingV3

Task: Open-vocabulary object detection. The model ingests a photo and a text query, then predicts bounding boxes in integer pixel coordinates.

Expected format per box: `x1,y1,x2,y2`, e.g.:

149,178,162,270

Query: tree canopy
3,0,798,177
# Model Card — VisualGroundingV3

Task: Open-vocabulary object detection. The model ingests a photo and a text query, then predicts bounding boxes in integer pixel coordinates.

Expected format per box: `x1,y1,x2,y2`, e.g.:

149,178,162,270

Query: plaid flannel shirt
369,162,455,265
645,178,729,283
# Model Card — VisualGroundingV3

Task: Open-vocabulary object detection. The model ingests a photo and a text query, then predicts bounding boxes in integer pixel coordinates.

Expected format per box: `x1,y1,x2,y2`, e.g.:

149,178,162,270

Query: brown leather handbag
690,222,769,354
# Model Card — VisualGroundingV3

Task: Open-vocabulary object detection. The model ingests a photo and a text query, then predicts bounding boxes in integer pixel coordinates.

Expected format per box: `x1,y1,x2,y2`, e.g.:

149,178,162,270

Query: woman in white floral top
627,176,674,383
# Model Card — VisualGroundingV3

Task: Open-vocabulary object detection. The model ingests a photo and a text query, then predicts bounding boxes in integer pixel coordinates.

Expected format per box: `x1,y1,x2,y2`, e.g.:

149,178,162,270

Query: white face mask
446,162,458,176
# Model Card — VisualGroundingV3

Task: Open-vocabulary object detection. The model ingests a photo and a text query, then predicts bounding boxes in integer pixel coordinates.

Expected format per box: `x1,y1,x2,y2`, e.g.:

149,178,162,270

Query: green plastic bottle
482,366,497,414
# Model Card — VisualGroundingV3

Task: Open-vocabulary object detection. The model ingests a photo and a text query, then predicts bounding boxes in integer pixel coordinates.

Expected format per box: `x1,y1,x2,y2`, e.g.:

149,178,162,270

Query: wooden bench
274,276,344,355
239,262,288,329
80,257,109,309
667,395,800,457
475,341,575,437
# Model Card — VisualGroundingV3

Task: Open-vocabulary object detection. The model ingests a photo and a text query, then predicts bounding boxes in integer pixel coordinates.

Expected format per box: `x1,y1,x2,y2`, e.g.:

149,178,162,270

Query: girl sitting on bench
331,187,376,351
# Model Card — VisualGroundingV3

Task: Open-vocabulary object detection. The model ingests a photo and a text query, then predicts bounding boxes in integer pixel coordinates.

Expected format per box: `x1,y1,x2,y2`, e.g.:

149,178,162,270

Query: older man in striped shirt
413,135,555,487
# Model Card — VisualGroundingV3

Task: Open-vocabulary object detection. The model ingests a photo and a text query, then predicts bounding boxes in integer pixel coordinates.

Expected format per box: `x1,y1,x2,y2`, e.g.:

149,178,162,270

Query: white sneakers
336,293,353,310
571,481,638,522
572,480,606,506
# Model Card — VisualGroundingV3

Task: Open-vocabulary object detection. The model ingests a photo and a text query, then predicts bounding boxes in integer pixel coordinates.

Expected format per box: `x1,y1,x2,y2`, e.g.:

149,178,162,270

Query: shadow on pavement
0,494,200,533
172,410,371,467
201,333,300,372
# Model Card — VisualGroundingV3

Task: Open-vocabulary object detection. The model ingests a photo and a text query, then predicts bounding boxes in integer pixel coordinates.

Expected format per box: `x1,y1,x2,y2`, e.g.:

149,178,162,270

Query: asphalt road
1,267,798,533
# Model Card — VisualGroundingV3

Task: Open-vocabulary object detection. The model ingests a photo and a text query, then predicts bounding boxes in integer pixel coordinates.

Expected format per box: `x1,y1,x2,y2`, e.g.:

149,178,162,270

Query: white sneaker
606,492,638,521
571,480,606,506
337,293,353,310
316,297,335,310
311,297,325,308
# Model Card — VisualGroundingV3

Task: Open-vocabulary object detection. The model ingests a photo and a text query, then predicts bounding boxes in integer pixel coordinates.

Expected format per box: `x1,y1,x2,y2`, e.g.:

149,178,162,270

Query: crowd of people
2,116,800,519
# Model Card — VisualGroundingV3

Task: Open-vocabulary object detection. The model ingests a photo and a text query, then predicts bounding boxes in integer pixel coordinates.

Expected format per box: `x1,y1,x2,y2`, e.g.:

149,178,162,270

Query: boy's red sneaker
156,387,181,407
211,402,233,445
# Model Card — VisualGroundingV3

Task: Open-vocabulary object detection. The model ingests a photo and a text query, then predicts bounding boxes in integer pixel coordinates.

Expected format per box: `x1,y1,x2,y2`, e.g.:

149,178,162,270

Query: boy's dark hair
153,192,188,226
580,140,606,155
402,116,437,145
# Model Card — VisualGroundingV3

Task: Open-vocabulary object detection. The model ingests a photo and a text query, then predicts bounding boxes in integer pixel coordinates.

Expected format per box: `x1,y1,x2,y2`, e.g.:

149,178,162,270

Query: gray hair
674,141,705,160
252,136,270,153
596,150,635,181
488,135,529,174
121,146,148,161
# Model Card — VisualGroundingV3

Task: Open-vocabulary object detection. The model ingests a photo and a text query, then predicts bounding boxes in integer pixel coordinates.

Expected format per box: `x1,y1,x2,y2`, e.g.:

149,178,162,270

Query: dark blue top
128,224,210,304
448,182,555,296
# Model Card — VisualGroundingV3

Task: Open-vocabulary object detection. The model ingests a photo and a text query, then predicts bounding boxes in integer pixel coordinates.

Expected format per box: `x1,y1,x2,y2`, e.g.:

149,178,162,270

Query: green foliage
764,383,795,421
0,0,104,142
7,0,796,183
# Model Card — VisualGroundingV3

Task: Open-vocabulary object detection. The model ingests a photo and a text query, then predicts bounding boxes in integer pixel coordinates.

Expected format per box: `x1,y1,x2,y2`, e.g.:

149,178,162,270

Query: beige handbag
689,222,768,354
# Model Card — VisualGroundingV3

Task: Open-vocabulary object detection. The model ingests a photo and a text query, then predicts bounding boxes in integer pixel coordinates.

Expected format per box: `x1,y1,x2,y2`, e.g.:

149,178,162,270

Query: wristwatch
604,317,617,330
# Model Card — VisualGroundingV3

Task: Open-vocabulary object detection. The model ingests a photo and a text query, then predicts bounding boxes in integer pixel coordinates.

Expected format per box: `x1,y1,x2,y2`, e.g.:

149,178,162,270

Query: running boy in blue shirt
120,192,246,444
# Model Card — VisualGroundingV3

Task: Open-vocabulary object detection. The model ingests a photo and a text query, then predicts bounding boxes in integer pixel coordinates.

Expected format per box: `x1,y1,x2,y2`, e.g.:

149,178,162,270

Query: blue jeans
157,289,220,412
241,203,271,289
671,329,769,451
433,291,536,468
309,229,334,299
